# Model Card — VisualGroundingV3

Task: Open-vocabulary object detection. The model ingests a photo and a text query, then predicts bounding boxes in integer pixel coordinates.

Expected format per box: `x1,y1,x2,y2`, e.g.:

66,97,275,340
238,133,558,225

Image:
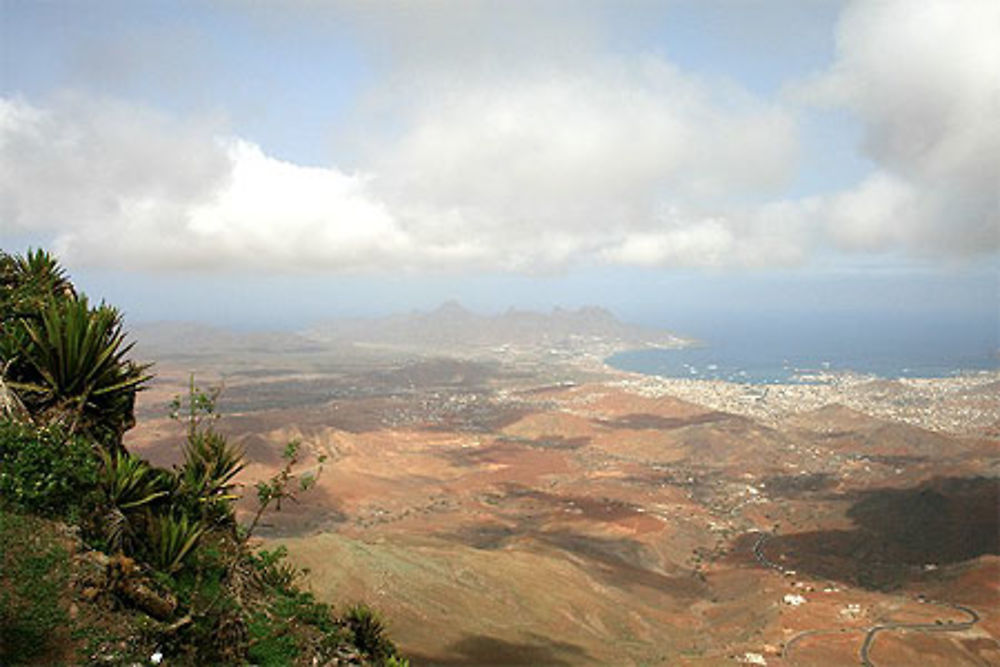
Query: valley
124,314,1000,666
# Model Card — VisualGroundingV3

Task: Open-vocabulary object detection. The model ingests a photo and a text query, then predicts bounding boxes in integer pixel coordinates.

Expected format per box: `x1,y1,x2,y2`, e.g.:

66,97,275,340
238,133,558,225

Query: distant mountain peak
434,299,470,315
426,300,477,322
569,305,616,320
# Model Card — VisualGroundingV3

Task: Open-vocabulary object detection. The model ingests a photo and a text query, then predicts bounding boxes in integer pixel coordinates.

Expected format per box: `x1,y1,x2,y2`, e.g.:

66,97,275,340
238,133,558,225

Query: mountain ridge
304,301,689,350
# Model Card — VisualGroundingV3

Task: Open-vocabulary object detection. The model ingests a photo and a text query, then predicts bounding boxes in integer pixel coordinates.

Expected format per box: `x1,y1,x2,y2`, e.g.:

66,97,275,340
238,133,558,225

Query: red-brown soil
126,360,1000,665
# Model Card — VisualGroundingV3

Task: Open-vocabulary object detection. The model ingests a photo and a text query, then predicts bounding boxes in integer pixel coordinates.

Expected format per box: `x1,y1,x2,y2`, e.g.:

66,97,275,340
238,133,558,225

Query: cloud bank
1,67,801,271
806,0,1000,257
1,0,996,273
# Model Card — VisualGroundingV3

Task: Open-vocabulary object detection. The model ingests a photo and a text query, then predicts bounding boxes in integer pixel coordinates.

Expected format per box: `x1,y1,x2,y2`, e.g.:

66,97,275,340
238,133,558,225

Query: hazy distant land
126,305,1000,665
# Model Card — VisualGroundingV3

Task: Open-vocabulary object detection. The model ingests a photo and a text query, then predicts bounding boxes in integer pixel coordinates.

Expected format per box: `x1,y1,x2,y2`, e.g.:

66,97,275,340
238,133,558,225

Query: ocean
607,310,999,384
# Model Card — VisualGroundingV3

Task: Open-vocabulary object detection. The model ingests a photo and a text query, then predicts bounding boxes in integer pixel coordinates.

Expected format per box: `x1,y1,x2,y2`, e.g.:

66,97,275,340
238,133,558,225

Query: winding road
858,602,980,666
751,531,785,572
750,532,987,666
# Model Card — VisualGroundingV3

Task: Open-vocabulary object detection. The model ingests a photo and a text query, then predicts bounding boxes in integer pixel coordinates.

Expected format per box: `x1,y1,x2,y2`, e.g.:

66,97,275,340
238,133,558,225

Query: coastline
592,356,1000,436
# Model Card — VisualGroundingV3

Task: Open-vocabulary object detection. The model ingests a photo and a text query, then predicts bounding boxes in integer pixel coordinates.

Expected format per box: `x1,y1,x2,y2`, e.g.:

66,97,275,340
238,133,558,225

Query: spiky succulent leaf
149,513,205,573
13,296,151,445
99,449,169,510
178,429,246,502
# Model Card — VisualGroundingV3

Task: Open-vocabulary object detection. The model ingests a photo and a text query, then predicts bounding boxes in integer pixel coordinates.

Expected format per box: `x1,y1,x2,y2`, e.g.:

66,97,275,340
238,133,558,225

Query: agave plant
97,449,169,552
177,429,246,504
8,296,151,446
345,603,398,662
168,377,246,524
99,449,169,510
149,512,206,574
1,249,76,412
0,248,74,323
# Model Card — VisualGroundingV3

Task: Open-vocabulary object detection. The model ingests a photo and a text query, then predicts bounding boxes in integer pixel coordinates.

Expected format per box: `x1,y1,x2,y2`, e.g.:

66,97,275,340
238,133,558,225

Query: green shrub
249,545,302,591
167,376,246,529
276,589,336,633
247,588,342,666
0,418,99,517
244,439,326,540
247,609,301,667
0,510,71,662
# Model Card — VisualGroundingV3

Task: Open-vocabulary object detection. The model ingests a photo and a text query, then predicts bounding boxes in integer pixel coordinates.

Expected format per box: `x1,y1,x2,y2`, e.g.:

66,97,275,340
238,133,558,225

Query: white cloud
182,140,408,269
1,94,230,244
363,59,800,270
824,172,913,252
2,0,995,274
603,221,736,268
802,0,1000,256
0,96,408,271
1,61,804,272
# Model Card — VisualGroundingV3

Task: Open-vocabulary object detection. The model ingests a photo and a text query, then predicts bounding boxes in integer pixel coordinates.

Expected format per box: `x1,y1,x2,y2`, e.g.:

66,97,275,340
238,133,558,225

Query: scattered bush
247,586,346,666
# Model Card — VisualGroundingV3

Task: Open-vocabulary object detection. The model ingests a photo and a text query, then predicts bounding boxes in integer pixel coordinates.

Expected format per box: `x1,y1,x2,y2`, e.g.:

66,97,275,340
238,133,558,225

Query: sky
1,0,997,338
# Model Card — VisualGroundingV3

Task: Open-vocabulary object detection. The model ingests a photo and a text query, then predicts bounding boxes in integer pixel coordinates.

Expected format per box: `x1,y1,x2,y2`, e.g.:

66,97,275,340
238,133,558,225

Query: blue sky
1,0,997,336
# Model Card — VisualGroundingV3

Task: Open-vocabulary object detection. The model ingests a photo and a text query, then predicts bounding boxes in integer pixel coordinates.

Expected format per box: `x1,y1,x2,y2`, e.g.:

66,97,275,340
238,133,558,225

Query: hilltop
1,250,405,666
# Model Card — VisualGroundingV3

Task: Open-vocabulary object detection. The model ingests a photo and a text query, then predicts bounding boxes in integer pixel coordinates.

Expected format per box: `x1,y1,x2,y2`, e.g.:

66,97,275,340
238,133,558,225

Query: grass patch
0,510,71,663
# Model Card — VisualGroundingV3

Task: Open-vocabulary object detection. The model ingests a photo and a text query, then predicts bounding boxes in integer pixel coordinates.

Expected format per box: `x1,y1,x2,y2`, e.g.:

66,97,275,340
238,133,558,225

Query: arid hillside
127,345,1000,666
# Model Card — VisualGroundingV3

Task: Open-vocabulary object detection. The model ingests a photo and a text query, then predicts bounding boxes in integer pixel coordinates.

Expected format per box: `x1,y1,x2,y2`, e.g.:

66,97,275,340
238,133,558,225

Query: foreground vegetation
0,250,404,665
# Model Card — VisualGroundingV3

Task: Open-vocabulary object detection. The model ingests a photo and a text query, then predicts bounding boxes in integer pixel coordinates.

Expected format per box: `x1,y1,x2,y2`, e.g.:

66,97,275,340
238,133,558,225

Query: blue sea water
607,311,999,384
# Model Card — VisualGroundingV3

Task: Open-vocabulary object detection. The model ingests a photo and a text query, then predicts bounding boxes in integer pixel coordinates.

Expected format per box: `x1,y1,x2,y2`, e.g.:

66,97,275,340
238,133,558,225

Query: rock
118,578,178,620
79,549,111,570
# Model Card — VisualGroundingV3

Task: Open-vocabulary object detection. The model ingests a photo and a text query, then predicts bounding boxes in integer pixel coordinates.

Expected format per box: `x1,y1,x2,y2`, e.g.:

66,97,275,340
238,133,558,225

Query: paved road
751,531,784,572
751,532,985,667
859,602,980,666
